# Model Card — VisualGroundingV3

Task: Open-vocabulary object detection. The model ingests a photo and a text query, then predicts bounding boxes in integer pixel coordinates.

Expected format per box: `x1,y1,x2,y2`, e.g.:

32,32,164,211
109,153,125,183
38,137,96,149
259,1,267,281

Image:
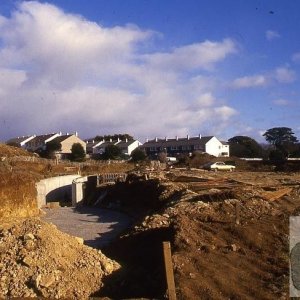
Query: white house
141,135,230,157
117,139,142,155
25,133,61,152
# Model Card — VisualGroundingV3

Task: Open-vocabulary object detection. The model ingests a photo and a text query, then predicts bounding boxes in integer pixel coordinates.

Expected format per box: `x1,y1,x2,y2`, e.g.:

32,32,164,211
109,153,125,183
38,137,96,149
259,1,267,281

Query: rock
23,233,35,241
230,244,238,252
40,274,55,288
74,236,84,245
22,256,35,267
24,240,36,250
101,261,115,274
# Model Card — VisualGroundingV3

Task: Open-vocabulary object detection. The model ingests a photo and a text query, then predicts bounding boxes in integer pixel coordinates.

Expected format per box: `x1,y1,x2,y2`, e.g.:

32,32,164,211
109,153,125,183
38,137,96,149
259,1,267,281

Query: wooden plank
163,241,177,300
261,187,293,201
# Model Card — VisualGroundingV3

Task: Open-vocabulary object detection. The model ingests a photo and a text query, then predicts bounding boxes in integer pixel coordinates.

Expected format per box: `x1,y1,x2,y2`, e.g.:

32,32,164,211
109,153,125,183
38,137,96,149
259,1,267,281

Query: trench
41,176,174,299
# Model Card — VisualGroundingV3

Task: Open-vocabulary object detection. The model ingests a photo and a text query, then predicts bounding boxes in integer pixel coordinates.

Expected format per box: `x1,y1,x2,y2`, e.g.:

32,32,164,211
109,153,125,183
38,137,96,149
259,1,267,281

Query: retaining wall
36,175,81,208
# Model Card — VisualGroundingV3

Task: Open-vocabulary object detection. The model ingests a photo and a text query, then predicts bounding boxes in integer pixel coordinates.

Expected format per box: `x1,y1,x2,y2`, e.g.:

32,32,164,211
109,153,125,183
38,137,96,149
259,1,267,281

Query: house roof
142,136,214,148
94,141,116,148
28,133,58,144
6,135,35,144
117,140,138,148
52,135,74,143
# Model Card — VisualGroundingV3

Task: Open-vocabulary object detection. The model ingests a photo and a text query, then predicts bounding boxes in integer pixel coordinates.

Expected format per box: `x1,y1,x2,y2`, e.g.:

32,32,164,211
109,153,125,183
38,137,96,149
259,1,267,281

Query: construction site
0,143,300,299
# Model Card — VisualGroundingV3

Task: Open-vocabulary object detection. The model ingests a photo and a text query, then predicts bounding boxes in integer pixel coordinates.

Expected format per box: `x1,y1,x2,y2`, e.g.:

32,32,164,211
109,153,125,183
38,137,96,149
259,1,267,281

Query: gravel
42,206,132,248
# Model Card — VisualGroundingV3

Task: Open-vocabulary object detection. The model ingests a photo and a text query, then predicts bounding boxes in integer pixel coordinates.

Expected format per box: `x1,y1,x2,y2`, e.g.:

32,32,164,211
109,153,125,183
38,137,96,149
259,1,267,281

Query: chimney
125,138,128,143
187,134,190,140
176,136,178,141
155,137,158,142
165,137,168,141
145,138,149,142
110,138,112,142
66,132,69,135
199,134,201,139
75,131,78,137
59,131,62,136
92,140,94,143
117,137,120,142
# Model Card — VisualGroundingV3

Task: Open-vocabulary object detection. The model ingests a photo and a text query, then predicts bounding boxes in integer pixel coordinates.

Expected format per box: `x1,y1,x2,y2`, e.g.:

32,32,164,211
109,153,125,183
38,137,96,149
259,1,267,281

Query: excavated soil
0,218,120,299
1,144,300,299
95,170,300,299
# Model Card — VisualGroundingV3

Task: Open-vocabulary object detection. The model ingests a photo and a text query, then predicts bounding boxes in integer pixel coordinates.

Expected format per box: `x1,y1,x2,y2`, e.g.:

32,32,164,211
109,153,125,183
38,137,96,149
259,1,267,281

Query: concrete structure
36,175,81,208
72,176,88,206
71,173,127,206
141,135,230,157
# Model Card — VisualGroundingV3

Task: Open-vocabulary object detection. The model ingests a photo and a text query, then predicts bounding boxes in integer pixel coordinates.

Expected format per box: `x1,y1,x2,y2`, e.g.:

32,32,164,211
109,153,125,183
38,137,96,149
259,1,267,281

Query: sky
0,0,300,142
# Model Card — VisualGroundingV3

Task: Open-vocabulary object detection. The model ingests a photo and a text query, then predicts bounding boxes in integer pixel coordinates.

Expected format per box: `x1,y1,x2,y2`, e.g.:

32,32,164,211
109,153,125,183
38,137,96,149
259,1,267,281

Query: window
171,146,178,150
150,147,156,151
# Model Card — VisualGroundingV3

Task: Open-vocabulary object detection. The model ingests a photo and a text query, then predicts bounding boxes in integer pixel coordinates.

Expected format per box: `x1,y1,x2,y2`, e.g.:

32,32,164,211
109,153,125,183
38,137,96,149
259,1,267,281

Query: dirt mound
0,218,120,299
0,173,39,219
0,143,33,158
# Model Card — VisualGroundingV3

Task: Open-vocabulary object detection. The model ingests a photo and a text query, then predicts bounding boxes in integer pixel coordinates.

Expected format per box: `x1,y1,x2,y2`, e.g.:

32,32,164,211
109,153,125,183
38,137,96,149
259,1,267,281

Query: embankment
0,173,39,219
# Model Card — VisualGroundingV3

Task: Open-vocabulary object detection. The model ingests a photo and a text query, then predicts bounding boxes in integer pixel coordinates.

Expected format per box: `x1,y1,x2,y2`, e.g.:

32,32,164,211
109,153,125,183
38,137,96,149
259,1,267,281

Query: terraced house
141,135,229,157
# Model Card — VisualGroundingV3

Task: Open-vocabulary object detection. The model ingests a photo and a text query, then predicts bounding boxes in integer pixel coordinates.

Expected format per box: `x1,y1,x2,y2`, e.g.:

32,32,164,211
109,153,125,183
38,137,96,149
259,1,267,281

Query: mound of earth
0,143,34,158
0,218,120,299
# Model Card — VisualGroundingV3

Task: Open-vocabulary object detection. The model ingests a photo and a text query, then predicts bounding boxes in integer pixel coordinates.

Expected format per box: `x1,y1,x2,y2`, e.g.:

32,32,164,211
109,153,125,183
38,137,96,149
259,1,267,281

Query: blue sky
0,0,300,142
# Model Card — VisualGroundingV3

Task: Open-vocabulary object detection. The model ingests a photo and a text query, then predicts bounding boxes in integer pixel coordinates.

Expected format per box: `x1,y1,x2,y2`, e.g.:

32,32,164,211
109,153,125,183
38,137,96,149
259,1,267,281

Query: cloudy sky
0,0,300,142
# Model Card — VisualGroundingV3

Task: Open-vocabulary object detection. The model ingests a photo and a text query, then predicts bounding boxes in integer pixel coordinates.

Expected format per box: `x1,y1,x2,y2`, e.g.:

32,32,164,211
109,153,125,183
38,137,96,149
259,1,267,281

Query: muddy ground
1,143,300,299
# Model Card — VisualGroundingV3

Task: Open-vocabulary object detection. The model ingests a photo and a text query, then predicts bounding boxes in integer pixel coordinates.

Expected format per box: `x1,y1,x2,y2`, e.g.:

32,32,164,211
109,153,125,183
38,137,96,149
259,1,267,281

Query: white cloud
0,1,238,140
273,98,290,106
265,30,280,41
274,67,296,83
143,38,237,71
292,52,300,62
232,75,267,88
231,66,296,89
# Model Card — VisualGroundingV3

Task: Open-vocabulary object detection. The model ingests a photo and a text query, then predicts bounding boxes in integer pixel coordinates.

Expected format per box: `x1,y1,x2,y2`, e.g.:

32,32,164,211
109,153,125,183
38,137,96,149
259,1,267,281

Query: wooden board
261,187,293,201
163,241,177,300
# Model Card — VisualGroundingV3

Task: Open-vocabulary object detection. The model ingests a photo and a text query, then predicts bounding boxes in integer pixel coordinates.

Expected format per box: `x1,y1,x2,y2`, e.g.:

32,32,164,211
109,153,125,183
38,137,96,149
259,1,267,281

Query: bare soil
1,143,300,299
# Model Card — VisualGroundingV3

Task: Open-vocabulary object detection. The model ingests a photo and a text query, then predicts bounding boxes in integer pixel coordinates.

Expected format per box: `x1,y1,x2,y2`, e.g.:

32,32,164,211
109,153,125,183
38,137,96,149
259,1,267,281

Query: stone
74,237,84,245
101,261,114,274
230,244,238,252
22,256,34,267
23,233,35,241
39,274,55,288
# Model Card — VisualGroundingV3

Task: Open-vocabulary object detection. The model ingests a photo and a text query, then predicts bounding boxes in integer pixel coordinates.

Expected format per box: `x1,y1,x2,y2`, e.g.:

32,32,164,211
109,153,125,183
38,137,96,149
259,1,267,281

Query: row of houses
6,132,141,157
6,132,230,158
141,135,229,157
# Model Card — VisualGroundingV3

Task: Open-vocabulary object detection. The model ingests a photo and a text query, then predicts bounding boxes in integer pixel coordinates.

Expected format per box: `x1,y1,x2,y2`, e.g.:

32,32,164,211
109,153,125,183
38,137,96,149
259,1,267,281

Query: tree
131,148,147,162
103,144,122,160
70,143,85,162
263,127,298,157
44,139,61,158
94,133,134,142
228,136,264,158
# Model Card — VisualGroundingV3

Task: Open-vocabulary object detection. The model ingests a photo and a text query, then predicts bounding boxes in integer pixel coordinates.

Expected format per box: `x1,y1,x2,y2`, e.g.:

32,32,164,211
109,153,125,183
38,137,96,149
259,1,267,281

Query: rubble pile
0,218,120,299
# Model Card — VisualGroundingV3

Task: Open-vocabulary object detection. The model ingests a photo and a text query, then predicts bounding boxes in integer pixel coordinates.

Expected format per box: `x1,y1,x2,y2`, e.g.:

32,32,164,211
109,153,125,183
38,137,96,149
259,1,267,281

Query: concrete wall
72,176,88,206
36,175,81,208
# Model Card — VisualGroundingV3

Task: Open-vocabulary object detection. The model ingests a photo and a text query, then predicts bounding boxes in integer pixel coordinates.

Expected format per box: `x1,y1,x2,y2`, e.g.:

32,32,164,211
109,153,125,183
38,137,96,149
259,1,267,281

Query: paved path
42,206,132,248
